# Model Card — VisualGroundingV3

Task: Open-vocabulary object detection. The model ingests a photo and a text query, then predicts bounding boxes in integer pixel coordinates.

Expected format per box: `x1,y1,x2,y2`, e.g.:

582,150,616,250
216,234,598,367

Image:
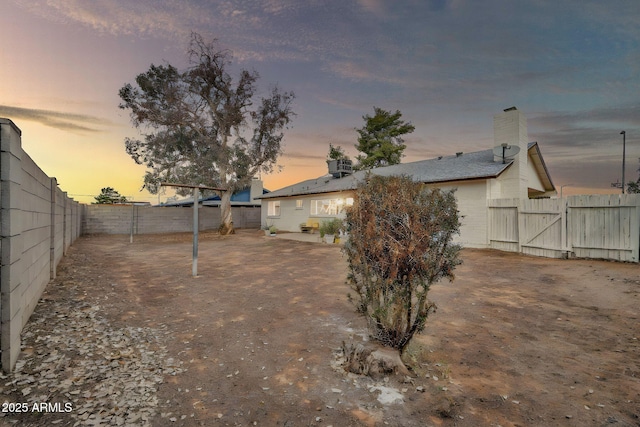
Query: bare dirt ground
1,230,639,426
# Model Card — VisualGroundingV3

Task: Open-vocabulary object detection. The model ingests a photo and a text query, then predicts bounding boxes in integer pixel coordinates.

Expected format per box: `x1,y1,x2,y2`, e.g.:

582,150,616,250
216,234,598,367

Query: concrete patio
271,231,324,243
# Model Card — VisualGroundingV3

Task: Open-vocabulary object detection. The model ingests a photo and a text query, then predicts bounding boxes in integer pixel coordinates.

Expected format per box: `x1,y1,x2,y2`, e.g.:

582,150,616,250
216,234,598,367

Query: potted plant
263,224,277,236
319,221,327,241
318,222,326,243
320,218,343,243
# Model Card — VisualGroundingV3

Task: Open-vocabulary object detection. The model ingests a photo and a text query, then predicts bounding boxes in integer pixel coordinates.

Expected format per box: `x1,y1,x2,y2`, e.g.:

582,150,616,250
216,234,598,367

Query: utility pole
621,131,626,194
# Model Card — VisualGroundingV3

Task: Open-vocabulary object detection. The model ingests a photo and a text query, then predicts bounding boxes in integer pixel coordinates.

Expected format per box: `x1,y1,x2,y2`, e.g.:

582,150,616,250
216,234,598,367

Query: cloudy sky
1,0,638,203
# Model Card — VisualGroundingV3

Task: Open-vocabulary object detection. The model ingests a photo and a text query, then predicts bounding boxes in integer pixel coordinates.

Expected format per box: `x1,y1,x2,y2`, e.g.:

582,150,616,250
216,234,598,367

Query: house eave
528,142,555,192
260,170,511,200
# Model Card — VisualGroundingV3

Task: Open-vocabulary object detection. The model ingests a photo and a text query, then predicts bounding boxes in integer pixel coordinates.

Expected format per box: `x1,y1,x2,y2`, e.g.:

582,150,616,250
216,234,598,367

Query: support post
130,203,134,244
159,182,226,277
63,193,67,255
621,131,626,194
50,178,57,279
193,187,199,277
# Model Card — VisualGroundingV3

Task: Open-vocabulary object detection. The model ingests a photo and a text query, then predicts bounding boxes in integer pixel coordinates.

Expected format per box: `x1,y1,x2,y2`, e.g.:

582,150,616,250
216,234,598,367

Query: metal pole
621,131,626,194
192,187,199,277
130,203,134,243
160,182,226,277
560,184,572,199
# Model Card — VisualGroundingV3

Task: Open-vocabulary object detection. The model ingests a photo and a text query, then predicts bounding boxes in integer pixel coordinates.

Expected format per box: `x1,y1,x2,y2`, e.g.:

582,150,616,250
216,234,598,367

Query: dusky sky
1,0,638,204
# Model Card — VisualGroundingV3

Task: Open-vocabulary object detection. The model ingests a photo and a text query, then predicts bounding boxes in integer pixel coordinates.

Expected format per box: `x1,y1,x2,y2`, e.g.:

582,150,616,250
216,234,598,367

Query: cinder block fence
1,119,83,371
1,119,261,371
83,204,261,235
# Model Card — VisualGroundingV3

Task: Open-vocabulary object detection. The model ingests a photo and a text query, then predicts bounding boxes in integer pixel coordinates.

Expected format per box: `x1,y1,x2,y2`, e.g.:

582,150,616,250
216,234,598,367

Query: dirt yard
1,230,638,427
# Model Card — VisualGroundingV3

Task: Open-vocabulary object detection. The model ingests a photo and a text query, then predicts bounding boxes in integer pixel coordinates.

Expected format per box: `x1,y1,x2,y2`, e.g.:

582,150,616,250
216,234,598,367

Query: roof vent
456,152,463,157
327,159,353,178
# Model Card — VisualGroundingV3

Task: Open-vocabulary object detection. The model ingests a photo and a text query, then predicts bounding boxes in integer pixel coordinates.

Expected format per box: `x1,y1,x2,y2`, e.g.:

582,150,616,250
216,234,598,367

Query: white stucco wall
261,191,352,232
262,181,491,247
427,180,489,248
526,157,545,193
495,164,519,198
496,151,553,197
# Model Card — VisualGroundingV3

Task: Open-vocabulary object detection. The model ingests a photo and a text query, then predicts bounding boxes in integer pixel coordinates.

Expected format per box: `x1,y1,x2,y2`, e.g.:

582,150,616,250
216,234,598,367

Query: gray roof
261,145,533,199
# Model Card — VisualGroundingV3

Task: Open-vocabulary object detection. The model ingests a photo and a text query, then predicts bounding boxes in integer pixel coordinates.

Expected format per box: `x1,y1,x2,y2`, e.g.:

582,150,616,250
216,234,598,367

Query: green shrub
319,218,343,236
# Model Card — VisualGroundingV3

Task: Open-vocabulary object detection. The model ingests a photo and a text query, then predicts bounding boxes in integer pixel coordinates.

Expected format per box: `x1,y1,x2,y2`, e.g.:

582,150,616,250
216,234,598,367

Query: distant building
161,178,268,207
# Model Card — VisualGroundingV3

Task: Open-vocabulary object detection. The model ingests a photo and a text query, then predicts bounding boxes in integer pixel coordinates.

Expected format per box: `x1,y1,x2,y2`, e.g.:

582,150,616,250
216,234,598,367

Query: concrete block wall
0,119,83,371
84,204,261,235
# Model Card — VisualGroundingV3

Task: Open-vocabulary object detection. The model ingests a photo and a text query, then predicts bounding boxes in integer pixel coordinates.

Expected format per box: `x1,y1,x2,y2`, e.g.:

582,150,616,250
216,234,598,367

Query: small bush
319,218,343,236
344,174,461,354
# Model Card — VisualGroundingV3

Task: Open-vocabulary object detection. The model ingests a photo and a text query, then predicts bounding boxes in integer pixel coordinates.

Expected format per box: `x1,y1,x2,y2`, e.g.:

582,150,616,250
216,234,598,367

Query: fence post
632,195,640,262
0,119,24,371
516,198,523,253
488,199,498,249
561,197,568,254
50,178,57,279
62,192,67,255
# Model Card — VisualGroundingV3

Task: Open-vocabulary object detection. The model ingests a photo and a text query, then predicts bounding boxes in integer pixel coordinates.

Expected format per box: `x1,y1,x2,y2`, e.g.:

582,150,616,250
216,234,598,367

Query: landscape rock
0,285,185,426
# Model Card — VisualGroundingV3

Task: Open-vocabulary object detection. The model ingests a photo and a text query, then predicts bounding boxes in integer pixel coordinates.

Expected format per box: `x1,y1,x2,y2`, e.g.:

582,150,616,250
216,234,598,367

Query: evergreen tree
94,187,127,204
354,107,415,170
328,143,349,160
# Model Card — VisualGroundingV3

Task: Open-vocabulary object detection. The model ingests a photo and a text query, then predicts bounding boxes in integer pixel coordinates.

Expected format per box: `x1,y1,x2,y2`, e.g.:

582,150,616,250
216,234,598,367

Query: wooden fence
488,194,640,262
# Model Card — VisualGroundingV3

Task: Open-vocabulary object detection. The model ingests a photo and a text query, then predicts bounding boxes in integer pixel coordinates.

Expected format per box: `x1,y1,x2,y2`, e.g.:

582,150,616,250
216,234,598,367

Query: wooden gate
567,195,640,262
519,198,564,258
488,198,519,252
488,195,640,262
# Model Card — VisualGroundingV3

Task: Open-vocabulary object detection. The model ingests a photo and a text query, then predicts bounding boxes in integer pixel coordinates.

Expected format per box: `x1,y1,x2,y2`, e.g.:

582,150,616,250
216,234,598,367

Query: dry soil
1,230,639,427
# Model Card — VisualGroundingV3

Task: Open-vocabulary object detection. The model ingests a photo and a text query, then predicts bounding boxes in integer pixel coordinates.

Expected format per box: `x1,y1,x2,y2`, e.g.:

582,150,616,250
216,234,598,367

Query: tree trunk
341,341,411,379
219,190,235,235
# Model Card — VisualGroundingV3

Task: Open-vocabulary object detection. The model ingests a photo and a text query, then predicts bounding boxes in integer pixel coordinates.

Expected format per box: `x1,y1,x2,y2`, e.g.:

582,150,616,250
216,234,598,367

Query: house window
310,198,353,216
295,199,303,209
267,200,280,217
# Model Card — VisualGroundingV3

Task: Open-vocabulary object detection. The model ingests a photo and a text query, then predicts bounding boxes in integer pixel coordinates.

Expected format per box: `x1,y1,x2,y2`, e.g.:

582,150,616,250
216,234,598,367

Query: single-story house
260,107,556,248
